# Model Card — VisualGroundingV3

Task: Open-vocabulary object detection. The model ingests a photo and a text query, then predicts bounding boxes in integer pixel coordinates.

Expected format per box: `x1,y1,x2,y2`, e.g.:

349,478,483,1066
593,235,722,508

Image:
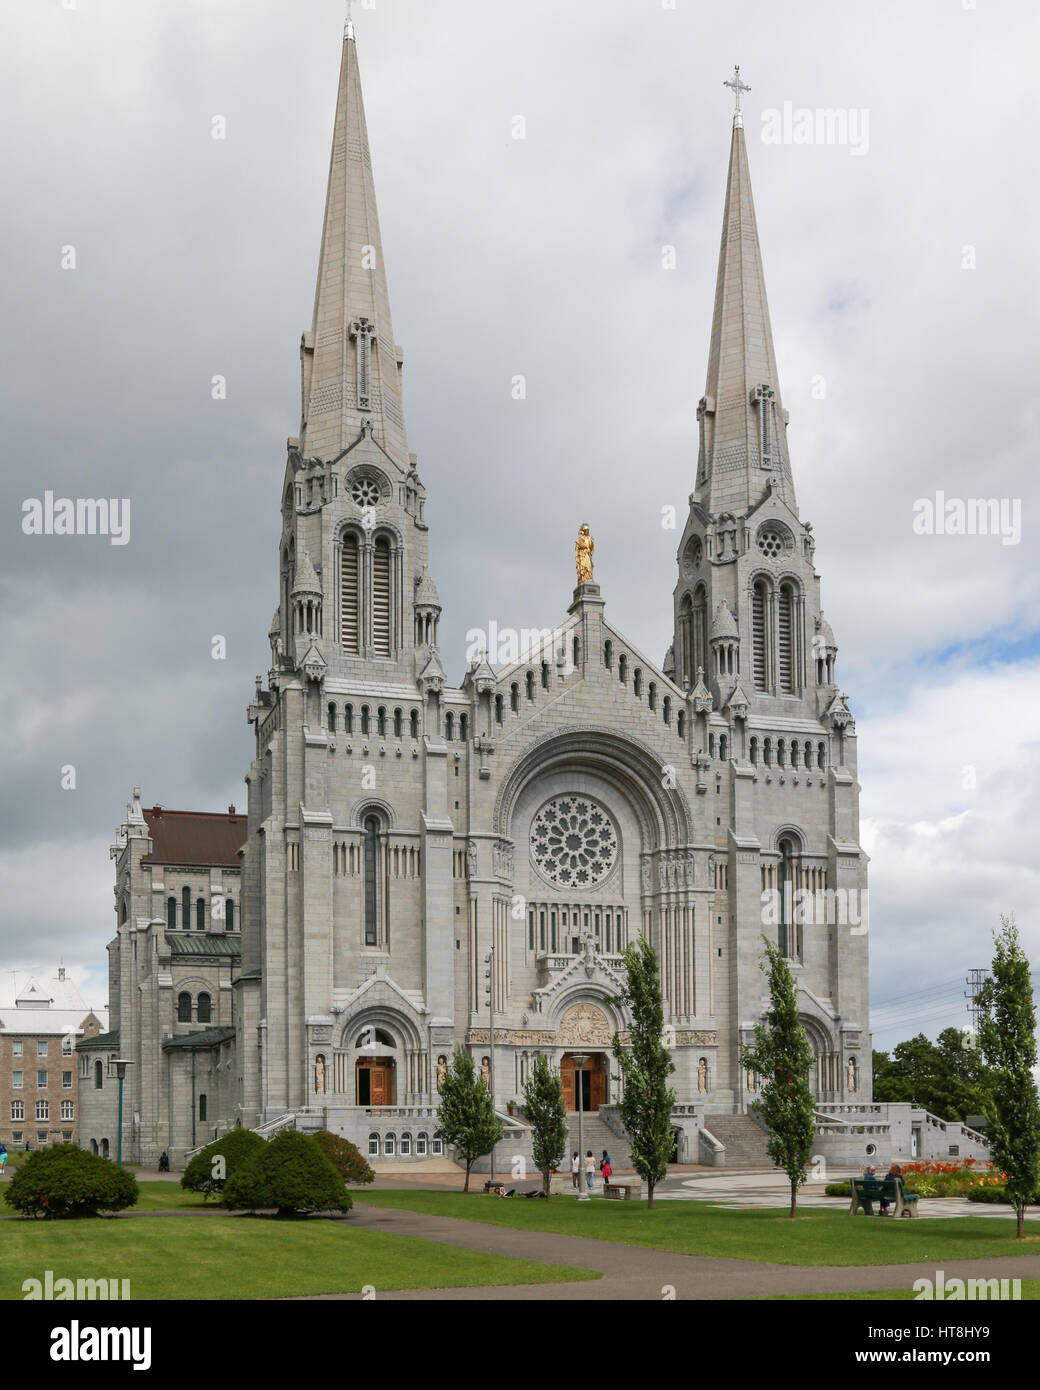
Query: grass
0,1216,598,1298
351,1188,1040,1267
763,1280,1040,1300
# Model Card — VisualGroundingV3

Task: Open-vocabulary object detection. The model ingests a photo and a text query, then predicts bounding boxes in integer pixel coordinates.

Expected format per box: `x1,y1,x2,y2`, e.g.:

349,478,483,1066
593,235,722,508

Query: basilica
78,28,988,1171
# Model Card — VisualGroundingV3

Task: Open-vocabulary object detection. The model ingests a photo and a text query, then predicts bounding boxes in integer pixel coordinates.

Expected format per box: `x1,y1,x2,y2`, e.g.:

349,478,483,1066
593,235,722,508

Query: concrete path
331,1201,1040,1300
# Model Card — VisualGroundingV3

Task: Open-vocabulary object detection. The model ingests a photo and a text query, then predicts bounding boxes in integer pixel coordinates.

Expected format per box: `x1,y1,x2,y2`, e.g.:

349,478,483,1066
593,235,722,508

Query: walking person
584,1149,595,1192
571,1151,580,1190
600,1149,612,1189
0,1141,7,1176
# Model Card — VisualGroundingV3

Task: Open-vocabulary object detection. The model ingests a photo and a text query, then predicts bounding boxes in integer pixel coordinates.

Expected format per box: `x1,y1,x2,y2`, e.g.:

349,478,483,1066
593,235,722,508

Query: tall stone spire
299,25,409,468
695,74,795,517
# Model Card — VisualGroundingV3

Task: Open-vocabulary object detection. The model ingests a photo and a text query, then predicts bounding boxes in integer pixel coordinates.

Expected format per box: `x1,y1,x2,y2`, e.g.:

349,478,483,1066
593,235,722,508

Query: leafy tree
436,1049,504,1192
223,1129,351,1217
4,1143,138,1218
522,1054,568,1199
740,939,816,1218
872,1029,995,1123
610,936,675,1210
975,916,1040,1239
312,1131,375,1185
180,1128,266,1199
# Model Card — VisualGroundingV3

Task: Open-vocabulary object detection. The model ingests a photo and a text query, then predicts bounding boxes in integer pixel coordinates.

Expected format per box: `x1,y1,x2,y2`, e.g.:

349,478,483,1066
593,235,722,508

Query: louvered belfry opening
778,584,793,693
372,537,391,657
752,580,767,690
340,534,360,653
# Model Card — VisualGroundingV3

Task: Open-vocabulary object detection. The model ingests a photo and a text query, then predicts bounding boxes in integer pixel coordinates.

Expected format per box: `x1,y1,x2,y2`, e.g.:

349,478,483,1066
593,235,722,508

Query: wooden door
370,1065,391,1106
590,1057,607,1111
561,1058,576,1112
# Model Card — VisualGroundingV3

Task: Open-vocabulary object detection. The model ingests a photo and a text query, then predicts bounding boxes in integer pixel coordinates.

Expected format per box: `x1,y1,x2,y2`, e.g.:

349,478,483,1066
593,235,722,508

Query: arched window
121,899,128,923
167,897,176,929
340,532,360,654
197,993,212,1024
648,682,656,711
360,705,370,735
526,670,534,700
416,1131,428,1156
344,704,354,734
791,740,800,768
709,732,716,759
663,696,671,724
804,740,813,768
177,992,192,1023
572,635,580,667
393,707,402,738
719,734,728,760
94,1061,103,1090
510,683,519,713
541,662,549,690
778,582,796,694
604,640,613,670
495,694,503,724
778,837,799,959
633,668,642,696
328,702,337,732
372,537,392,657
196,897,206,930
400,1132,412,1156
750,737,759,764
445,712,455,740
763,737,773,767
101,1138,110,1158
363,815,380,947
199,1094,207,1121
618,654,627,683
460,713,469,740
692,586,708,684
752,579,769,691
777,738,786,768
383,1132,396,1156
377,706,387,737
368,1132,379,1157
226,899,234,931
90,1138,98,1154
431,1132,443,1156
677,710,685,738
410,709,419,739
181,887,190,927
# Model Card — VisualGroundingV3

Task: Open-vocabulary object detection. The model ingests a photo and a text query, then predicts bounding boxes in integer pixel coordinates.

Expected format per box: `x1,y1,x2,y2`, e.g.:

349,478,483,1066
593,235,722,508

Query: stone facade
81,32,965,1170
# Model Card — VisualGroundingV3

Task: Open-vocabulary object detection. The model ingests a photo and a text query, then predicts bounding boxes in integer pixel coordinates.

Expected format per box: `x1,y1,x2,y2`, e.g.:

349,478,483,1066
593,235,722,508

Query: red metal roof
142,808,247,867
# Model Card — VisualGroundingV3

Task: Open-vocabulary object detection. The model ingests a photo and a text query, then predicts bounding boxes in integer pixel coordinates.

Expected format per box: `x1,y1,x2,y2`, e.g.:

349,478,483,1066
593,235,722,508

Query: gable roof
142,808,247,867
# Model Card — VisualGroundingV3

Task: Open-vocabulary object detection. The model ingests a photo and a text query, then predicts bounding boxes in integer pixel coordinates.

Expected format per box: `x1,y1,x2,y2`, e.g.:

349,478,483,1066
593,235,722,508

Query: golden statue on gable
575,523,594,584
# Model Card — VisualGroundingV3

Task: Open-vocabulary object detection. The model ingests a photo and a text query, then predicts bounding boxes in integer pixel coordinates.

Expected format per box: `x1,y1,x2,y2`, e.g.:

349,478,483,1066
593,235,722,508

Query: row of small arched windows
602,641,686,738
167,890,234,932
750,737,827,770
328,703,419,740
368,1131,443,1157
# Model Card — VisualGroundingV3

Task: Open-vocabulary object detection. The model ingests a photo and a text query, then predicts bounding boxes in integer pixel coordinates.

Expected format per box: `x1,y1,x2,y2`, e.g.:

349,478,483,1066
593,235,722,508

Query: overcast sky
2,0,1037,1051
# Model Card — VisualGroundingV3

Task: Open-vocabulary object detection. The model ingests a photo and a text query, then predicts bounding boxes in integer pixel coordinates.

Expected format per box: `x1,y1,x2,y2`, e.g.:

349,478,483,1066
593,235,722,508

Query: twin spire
298,40,792,521
299,22,409,468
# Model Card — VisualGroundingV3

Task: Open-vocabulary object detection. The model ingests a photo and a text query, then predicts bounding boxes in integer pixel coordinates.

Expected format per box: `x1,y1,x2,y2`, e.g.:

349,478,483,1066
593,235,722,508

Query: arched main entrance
356,1056,395,1106
560,1052,608,1113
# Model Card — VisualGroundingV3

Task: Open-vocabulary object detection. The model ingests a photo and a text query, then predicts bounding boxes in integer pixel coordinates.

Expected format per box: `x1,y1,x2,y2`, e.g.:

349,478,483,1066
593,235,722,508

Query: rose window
756,525,791,558
531,796,618,887
351,477,382,508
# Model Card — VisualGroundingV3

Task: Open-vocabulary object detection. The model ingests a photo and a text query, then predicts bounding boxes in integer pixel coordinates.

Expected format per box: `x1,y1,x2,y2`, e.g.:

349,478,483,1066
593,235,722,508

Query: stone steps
703,1113,778,1168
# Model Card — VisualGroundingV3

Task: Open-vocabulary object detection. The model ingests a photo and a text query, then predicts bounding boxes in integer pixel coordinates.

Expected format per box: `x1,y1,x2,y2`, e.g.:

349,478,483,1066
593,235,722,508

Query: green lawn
133,1182,217,1211
351,1188,1040,1267
0,1216,598,1298
763,1280,1040,1300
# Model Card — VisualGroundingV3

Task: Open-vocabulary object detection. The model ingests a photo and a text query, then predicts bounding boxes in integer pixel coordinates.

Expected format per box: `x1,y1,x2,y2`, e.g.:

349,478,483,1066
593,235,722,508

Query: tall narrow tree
436,1049,504,1193
522,1054,568,1200
975,915,1040,1239
740,938,816,1218
610,936,675,1210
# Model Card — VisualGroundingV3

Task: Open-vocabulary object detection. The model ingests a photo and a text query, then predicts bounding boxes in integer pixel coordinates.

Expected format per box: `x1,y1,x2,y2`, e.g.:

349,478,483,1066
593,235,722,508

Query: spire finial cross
724,65,751,128
344,0,355,40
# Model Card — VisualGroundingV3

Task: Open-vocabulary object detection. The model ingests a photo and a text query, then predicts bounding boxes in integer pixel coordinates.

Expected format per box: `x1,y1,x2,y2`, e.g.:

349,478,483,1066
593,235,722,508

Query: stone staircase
703,1113,777,1168
566,1112,634,1172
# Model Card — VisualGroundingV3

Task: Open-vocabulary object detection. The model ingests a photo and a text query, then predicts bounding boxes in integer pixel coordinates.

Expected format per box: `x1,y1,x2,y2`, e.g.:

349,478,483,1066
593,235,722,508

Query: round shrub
3,1143,138,1218
181,1128,266,1199
824,1182,851,1197
311,1131,374,1186
223,1129,351,1217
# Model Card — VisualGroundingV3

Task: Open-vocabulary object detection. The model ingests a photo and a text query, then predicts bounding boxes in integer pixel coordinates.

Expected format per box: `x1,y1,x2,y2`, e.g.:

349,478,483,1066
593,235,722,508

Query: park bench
603,1183,638,1201
849,1177,920,1218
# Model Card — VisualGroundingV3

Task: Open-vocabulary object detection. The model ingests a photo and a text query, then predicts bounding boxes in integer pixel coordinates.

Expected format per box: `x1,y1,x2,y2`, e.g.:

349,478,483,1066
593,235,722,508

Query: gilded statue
575,523,594,584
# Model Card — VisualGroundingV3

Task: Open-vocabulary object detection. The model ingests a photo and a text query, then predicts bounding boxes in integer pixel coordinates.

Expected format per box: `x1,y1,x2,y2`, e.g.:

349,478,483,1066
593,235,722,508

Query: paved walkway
327,1201,1040,1300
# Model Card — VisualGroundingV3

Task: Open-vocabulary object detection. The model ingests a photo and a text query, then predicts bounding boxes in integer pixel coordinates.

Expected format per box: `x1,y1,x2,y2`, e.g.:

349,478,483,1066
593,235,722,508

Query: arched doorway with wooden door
352,1026,398,1107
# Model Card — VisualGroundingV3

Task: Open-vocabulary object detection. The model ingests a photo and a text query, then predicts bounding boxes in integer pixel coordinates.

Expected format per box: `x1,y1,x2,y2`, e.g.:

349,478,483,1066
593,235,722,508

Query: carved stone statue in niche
314,1054,326,1095
697,1056,708,1093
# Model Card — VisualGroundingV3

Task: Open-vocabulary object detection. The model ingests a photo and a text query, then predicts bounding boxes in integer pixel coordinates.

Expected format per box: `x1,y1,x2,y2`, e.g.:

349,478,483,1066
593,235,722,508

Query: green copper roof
163,1027,236,1052
167,933,241,958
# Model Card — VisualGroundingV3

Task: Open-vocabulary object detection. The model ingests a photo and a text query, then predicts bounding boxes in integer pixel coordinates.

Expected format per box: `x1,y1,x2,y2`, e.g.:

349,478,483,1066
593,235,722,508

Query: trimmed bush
181,1128,266,1199
824,1182,851,1197
311,1131,374,1186
966,1183,1039,1205
223,1129,351,1217
3,1144,138,1218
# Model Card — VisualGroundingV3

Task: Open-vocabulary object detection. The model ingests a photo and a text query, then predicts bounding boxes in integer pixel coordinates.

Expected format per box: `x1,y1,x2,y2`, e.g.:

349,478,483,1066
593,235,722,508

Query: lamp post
484,948,496,1187
572,1052,589,1201
110,1059,134,1167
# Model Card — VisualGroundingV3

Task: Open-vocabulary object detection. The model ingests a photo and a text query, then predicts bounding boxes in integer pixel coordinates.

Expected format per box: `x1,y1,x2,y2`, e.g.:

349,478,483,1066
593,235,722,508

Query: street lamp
110,1059,134,1167
484,949,496,1187
572,1052,589,1201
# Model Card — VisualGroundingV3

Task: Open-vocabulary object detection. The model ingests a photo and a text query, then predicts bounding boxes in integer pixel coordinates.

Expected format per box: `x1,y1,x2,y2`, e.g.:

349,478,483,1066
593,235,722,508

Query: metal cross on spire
724,65,751,128
344,0,355,41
